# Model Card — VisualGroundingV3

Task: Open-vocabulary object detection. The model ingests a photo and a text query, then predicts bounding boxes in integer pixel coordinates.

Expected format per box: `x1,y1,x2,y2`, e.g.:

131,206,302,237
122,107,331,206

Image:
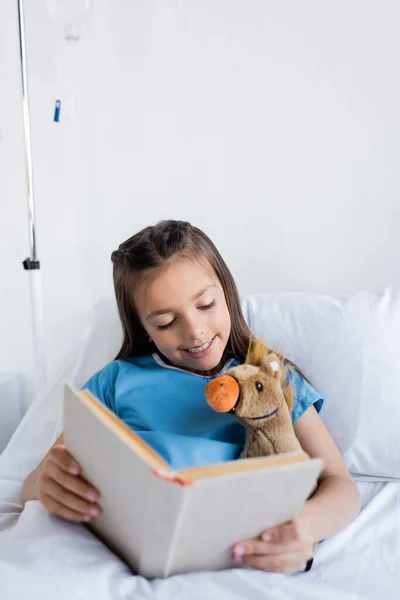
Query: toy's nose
205,375,240,413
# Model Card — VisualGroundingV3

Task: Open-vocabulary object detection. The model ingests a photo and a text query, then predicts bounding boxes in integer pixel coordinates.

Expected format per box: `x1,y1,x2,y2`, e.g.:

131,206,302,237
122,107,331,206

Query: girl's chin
181,349,228,374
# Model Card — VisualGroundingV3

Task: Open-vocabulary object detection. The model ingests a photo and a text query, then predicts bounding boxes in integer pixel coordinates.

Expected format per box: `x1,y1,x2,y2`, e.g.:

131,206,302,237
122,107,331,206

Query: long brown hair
111,220,253,361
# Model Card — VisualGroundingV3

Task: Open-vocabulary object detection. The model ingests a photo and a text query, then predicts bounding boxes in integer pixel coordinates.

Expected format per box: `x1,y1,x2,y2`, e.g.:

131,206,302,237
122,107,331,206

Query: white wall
1,0,400,389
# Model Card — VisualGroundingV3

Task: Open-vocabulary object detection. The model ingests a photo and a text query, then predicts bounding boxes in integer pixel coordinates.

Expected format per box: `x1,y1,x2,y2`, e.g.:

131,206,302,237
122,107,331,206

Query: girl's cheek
218,307,231,331
169,330,182,349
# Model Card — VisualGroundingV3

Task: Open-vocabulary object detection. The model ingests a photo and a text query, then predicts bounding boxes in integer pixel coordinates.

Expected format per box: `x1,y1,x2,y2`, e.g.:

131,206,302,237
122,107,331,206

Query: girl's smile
180,334,217,359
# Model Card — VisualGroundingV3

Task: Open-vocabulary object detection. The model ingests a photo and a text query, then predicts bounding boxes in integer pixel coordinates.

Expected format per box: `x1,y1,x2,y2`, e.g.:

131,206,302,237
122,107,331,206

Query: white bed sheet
0,479,398,600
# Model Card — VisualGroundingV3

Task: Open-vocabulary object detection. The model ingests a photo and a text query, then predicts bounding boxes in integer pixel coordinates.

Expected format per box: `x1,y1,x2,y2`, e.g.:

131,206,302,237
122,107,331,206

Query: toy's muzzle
205,375,240,413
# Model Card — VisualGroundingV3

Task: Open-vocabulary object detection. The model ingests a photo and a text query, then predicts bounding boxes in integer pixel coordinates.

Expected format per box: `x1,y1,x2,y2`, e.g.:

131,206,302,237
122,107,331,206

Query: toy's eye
255,381,263,392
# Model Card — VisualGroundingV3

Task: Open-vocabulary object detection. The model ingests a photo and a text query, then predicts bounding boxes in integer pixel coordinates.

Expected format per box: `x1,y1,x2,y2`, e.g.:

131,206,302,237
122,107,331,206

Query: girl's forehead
134,258,220,309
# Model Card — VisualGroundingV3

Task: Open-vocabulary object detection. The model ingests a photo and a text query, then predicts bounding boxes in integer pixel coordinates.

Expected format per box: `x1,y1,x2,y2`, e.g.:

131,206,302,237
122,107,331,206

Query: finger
233,539,303,557
46,447,81,475
242,552,309,574
39,474,101,518
54,433,64,445
46,460,100,502
261,520,300,544
41,492,92,522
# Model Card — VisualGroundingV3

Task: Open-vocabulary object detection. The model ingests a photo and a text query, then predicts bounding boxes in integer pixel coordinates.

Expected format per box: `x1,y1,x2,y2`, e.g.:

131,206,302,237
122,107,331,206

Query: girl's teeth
187,339,212,353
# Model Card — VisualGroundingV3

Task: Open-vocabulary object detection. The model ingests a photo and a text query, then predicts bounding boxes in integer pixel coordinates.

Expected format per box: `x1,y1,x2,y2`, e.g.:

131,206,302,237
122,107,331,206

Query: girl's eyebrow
145,284,218,320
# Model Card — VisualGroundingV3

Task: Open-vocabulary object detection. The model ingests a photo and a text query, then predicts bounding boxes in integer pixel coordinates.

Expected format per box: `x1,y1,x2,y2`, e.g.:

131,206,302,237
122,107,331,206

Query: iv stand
17,0,47,393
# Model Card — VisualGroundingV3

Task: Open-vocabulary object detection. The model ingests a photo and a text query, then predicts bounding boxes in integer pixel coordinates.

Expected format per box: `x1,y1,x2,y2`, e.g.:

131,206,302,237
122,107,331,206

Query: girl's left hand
232,516,315,574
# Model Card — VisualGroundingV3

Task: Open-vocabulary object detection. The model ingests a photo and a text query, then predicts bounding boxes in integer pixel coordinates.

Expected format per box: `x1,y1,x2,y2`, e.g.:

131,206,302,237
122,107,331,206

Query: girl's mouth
181,336,216,359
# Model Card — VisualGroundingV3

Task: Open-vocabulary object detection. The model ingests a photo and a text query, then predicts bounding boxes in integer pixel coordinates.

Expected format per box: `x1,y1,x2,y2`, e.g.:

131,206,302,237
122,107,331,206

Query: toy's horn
205,375,240,413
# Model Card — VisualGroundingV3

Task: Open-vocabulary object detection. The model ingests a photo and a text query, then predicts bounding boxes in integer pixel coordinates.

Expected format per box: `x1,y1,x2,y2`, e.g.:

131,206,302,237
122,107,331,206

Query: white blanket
0,480,398,600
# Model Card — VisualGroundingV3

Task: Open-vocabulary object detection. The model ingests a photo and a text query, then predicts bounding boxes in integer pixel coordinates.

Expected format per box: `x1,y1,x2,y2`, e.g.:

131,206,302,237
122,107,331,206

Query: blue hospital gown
83,354,323,470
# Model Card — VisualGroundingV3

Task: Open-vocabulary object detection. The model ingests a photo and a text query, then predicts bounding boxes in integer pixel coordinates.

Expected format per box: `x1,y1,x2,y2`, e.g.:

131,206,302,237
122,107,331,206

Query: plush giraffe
205,340,305,459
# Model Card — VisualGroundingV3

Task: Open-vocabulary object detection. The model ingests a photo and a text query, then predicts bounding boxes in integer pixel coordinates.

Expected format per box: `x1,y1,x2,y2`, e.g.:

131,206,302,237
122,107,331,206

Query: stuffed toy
205,339,318,572
205,339,305,459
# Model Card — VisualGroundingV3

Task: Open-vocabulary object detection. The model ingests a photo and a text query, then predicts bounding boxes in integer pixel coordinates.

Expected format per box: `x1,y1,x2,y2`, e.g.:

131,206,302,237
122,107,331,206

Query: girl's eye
200,300,216,310
157,320,176,331
156,300,215,331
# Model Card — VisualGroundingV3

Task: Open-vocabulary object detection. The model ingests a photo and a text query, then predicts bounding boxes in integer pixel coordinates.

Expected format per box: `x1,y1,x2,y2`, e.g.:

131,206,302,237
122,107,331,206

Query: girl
21,220,361,574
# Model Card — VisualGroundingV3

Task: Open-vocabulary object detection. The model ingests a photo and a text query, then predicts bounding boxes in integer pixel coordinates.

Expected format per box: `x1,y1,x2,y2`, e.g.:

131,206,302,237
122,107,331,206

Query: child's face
134,258,232,373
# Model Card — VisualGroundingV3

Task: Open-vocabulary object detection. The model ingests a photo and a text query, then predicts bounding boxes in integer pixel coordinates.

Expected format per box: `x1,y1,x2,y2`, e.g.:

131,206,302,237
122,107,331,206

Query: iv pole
17,0,47,392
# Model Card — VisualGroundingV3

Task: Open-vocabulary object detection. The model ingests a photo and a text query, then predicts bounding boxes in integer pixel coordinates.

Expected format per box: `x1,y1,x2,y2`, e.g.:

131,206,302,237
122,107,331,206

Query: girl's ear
260,352,281,379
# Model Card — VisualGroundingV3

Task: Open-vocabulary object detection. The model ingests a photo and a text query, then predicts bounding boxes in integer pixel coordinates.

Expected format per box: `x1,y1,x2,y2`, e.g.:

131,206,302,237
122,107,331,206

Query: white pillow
242,287,400,480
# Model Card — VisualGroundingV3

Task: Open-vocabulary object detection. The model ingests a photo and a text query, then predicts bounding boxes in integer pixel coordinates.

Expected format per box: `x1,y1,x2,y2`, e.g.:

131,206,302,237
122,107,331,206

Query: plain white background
1,0,400,390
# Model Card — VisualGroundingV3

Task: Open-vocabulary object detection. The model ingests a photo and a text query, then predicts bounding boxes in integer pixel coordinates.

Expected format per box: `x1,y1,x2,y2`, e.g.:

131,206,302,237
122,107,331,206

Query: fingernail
83,515,91,522
234,545,246,556
87,491,97,501
262,533,272,542
89,507,99,516
233,554,243,563
69,465,79,475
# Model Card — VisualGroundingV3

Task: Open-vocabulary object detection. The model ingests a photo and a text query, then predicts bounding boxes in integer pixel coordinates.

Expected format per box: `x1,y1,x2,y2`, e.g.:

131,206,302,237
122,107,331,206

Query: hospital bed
0,290,399,599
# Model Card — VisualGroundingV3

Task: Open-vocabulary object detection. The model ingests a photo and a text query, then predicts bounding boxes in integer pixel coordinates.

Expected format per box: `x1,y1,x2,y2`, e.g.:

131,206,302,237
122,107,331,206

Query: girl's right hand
36,434,102,522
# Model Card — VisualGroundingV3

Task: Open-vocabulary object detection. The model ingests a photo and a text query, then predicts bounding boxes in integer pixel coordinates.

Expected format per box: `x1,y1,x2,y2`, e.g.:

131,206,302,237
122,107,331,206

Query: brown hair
111,220,253,361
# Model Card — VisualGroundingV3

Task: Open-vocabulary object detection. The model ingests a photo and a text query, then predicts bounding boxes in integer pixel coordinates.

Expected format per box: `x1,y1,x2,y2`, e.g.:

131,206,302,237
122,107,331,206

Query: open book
63,384,323,579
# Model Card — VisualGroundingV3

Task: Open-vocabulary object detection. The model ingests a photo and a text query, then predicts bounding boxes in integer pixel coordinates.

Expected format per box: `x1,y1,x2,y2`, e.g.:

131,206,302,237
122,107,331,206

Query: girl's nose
182,319,204,340
184,329,204,340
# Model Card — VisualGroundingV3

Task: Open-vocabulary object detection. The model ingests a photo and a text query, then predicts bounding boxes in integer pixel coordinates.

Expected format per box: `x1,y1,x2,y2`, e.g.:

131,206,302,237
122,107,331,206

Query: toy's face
226,364,284,428
205,354,286,429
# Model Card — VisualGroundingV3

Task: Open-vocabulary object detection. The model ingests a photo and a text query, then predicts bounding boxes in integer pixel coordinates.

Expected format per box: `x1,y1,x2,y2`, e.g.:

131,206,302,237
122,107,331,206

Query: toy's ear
260,352,281,379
